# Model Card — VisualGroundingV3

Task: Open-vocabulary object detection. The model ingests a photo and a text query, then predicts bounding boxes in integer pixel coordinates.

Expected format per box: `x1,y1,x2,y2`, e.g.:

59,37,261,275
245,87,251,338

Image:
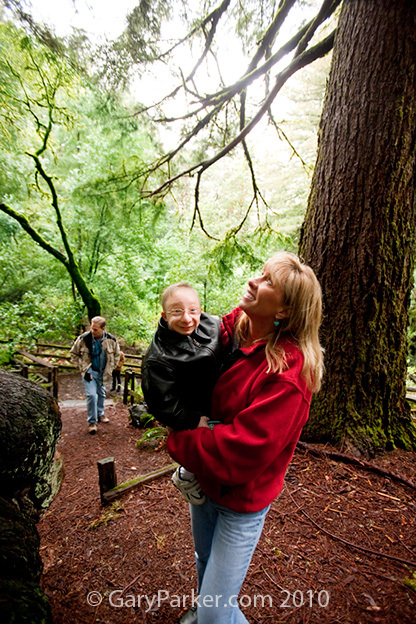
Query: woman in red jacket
167,251,324,624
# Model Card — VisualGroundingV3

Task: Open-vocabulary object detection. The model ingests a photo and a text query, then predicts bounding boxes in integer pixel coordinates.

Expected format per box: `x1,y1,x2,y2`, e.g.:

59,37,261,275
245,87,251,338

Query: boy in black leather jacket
141,282,222,504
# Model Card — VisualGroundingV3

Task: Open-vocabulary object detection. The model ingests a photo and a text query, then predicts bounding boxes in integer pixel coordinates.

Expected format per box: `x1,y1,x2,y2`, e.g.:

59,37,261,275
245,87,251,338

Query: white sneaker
171,468,206,505
180,606,197,623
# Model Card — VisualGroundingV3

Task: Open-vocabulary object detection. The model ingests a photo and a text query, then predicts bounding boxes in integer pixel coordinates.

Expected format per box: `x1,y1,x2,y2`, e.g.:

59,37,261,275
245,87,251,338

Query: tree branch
134,0,338,124
146,18,311,123
0,203,68,265
27,152,75,264
297,441,416,491
268,109,311,172
149,30,336,197
286,485,416,568
144,101,224,176
132,0,231,117
186,0,231,87
239,90,271,231
295,0,342,56
190,171,220,240
246,0,297,74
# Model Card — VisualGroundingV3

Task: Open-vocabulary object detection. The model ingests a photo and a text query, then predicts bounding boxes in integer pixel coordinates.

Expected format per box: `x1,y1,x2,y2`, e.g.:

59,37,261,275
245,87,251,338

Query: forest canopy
0,0,331,344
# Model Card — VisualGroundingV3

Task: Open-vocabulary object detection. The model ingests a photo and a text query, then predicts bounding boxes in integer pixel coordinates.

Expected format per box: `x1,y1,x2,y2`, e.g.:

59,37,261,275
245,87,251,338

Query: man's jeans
190,498,270,624
82,370,106,425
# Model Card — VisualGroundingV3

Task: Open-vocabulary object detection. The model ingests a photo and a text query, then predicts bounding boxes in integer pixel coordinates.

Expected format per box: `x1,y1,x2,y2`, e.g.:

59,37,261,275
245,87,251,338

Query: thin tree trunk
299,0,416,455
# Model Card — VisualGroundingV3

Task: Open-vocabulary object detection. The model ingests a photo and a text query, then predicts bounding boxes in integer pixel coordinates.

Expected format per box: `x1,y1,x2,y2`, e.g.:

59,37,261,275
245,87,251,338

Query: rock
128,402,155,428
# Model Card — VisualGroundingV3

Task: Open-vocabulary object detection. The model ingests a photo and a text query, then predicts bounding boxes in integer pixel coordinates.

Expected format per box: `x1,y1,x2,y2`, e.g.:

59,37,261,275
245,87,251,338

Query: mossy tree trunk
299,0,416,456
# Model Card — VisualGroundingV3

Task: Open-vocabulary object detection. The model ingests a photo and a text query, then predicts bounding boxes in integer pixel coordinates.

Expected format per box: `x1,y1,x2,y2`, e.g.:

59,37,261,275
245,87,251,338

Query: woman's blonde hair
235,252,324,392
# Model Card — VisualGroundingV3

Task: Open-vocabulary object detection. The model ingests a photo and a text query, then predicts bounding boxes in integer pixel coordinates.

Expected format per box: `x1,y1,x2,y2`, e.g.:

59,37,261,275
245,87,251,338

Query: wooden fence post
47,367,59,399
97,457,117,504
51,366,58,399
123,370,130,404
130,370,135,404
123,369,136,405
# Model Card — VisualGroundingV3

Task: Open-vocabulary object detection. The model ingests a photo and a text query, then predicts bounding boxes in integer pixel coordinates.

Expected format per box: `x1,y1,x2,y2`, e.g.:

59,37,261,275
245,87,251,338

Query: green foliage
231,0,279,48
0,344,14,367
136,426,167,446
0,20,165,340
88,500,124,529
0,11,325,348
124,0,172,63
0,292,83,344
403,570,416,593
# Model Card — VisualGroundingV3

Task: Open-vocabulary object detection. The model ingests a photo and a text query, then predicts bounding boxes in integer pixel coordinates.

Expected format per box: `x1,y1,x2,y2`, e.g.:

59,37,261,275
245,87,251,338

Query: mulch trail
38,373,416,623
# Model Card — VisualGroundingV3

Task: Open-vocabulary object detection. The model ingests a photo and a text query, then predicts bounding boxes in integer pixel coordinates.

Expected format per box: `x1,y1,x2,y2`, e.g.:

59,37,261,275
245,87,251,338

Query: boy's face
162,287,201,336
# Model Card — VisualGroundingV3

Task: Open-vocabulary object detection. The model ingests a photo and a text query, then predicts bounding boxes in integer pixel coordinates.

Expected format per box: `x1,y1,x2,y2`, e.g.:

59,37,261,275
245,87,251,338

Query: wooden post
101,463,178,503
97,457,117,504
130,370,135,405
123,369,136,405
123,370,130,405
51,366,58,400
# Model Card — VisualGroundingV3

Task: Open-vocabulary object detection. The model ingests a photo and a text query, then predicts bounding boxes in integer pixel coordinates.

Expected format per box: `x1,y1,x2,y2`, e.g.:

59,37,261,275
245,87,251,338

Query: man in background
70,316,120,434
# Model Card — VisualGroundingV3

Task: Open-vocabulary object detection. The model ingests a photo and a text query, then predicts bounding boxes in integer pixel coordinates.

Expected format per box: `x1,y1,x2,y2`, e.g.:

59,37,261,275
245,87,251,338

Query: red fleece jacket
167,308,312,512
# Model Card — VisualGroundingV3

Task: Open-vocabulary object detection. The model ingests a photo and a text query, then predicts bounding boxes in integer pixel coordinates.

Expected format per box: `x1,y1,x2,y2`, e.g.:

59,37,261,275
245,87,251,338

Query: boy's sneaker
179,606,197,623
88,423,97,435
172,468,206,505
99,415,109,423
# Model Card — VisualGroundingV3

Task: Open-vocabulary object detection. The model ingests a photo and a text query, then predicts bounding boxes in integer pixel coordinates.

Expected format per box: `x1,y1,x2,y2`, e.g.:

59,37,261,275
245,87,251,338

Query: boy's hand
197,416,210,428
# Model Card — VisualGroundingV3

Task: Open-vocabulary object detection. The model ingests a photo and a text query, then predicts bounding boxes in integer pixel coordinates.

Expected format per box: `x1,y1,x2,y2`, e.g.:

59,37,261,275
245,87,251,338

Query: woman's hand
197,416,210,428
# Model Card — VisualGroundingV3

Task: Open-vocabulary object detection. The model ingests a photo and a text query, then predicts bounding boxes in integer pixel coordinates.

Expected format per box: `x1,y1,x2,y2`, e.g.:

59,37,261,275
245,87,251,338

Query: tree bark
299,0,416,455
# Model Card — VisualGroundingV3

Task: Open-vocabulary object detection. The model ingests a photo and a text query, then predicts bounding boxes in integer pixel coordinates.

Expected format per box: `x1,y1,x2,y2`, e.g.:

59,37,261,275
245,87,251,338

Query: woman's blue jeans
82,370,106,425
190,498,270,624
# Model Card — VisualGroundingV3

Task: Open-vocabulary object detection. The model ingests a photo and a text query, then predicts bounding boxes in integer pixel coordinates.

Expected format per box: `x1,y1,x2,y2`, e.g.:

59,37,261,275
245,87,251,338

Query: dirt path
38,374,416,623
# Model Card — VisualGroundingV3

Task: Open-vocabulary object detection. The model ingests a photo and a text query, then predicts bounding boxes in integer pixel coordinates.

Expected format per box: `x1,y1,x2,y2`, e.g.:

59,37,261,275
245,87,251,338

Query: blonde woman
167,252,324,624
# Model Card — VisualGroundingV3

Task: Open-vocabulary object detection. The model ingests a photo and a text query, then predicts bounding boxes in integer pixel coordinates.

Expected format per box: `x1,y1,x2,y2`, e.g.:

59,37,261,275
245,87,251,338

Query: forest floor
38,373,416,624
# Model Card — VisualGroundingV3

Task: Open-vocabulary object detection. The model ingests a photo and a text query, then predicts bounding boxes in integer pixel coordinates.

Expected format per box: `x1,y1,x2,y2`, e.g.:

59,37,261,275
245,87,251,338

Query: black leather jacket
141,313,222,430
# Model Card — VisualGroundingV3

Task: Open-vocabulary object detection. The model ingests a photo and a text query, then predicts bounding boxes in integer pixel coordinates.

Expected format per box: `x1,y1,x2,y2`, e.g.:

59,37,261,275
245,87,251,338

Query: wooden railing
122,369,143,405
34,341,143,374
12,349,59,399
5,341,143,402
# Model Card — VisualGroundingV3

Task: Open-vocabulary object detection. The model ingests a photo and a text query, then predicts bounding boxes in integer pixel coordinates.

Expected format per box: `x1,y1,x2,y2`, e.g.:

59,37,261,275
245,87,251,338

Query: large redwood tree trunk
299,0,416,455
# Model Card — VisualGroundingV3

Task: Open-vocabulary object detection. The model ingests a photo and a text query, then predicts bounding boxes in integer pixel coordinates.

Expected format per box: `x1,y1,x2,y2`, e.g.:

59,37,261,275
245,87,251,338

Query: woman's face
239,268,286,323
